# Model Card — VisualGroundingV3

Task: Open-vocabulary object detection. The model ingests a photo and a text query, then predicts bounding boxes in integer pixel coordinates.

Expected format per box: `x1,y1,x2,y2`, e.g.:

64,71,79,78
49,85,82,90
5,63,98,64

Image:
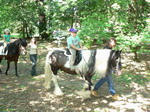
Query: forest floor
0,40,150,112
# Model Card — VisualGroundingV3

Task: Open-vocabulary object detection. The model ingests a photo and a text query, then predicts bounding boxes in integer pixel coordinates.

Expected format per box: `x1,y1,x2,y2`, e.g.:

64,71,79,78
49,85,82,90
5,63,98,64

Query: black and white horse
0,38,27,76
44,49,122,96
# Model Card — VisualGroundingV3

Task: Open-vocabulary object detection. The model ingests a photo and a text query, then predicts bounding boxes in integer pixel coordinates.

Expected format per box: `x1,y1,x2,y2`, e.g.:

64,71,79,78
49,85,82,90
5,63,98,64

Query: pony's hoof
75,90,91,99
44,83,51,90
53,90,64,96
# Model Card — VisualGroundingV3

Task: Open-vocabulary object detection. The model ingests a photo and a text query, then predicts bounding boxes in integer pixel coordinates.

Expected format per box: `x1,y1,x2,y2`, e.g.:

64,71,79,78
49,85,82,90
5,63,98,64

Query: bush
78,13,111,48
116,28,150,60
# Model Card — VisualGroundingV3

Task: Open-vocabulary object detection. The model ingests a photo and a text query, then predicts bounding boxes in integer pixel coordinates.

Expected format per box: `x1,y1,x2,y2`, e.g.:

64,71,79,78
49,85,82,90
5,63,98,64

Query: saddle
0,42,8,55
73,50,82,65
65,48,82,66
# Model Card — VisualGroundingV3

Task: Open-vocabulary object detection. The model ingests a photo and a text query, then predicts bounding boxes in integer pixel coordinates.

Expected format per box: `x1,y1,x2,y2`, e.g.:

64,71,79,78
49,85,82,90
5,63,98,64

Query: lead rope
21,52,41,65
21,53,31,65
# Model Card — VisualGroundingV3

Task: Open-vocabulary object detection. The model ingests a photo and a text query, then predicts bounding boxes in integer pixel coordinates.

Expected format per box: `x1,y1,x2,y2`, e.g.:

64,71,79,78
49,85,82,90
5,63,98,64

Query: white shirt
29,43,37,54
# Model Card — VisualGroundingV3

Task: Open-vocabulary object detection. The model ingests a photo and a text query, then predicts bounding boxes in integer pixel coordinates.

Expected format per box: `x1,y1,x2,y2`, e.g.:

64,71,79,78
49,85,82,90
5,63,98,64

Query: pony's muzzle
20,46,27,55
116,69,122,76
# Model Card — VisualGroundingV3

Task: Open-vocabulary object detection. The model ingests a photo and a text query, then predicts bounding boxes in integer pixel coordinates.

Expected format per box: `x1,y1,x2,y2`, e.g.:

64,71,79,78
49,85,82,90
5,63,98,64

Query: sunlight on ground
0,41,149,112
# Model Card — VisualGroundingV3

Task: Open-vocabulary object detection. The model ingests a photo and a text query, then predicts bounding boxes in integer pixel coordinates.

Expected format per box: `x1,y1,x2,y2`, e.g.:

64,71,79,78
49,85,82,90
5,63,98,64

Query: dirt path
0,41,150,112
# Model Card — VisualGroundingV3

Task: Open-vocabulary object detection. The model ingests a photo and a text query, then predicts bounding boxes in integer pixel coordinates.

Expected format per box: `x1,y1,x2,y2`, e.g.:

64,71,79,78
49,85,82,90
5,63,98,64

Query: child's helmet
4,29,10,33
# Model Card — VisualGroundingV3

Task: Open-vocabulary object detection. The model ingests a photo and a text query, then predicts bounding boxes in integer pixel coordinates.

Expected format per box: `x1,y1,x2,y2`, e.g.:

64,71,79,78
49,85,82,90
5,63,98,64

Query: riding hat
69,28,78,33
4,29,10,33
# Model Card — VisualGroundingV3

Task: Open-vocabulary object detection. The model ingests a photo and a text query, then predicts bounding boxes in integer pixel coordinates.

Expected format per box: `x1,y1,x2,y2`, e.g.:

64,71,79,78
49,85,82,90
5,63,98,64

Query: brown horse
0,38,27,76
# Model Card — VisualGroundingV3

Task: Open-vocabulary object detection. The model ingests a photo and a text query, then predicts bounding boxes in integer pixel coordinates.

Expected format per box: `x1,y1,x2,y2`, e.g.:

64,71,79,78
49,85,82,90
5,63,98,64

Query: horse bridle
19,39,27,55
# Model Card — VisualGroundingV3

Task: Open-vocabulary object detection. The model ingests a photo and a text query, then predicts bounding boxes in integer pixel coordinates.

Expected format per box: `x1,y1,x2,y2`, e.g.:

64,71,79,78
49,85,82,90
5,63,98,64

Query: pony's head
111,50,122,76
19,38,27,47
19,38,27,55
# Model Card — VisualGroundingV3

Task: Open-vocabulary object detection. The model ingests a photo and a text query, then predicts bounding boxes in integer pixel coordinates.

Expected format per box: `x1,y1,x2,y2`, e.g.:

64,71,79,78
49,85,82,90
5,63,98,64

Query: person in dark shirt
91,38,120,100
103,37,116,49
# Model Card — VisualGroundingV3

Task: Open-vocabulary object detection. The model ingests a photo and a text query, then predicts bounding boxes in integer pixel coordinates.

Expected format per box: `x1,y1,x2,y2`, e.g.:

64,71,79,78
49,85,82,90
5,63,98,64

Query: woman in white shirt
28,38,38,76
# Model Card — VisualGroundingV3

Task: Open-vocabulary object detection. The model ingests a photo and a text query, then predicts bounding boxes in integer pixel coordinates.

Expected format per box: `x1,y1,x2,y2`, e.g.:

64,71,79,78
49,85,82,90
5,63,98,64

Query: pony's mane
7,39,21,55
8,39,20,46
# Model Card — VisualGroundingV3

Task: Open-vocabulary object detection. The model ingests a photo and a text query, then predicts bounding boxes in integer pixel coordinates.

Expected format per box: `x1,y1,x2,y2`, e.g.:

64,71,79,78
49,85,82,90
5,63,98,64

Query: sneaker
91,90,99,97
112,94,121,101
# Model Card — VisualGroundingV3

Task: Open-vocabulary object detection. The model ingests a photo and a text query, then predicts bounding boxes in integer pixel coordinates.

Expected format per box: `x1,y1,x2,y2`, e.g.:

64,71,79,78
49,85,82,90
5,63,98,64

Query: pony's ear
18,38,22,42
115,50,119,55
116,50,122,55
118,50,122,56
19,38,23,43
111,50,121,60
111,50,117,59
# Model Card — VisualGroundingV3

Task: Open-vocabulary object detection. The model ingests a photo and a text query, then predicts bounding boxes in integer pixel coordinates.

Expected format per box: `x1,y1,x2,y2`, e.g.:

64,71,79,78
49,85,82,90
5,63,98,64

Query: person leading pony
91,38,122,100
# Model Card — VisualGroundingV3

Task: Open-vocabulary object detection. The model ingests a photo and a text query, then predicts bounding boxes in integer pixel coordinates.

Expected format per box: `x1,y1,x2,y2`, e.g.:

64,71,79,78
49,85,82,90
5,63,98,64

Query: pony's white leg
52,75,64,95
76,80,91,99
82,81,94,90
44,56,52,89
82,81,89,90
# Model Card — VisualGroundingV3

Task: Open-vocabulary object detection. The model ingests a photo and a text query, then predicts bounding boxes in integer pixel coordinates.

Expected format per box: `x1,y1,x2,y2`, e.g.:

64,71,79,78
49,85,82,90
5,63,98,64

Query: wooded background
0,0,149,59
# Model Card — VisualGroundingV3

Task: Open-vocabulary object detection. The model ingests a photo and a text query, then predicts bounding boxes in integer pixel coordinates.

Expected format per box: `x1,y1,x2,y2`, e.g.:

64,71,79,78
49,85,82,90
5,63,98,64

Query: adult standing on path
28,38,38,76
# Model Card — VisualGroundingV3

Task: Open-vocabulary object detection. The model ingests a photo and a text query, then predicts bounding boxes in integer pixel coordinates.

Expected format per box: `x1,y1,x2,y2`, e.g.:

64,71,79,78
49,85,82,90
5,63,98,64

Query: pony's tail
44,51,53,89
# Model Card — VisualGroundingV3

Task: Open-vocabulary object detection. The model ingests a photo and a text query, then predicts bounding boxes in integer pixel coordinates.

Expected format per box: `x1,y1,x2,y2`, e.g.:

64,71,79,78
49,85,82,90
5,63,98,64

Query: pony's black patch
84,50,97,89
0,42,4,46
107,50,122,75
65,48,71,55
51,50,69,66
86,50,97,75
50,50,76,75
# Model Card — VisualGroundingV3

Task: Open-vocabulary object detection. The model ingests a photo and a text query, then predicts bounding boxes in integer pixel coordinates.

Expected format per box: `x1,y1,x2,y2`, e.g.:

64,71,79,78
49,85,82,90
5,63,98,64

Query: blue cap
69,28,78,32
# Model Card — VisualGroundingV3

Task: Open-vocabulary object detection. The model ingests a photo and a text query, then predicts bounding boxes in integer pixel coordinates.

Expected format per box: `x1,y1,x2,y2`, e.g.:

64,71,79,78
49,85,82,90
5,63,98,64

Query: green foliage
117,73,150,85
0,0,149,54
11,33,22,38
116,26,150,54
0,0,39,37
78,13,111,48
0,105,15,112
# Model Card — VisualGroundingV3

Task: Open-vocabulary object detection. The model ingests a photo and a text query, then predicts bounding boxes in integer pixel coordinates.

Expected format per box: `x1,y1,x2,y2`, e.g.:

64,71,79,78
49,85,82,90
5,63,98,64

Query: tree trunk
39,13,47,39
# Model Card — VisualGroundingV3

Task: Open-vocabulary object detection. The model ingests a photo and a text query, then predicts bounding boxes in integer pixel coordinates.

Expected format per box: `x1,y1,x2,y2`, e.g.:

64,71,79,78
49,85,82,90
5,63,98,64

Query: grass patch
19,85,26,89
0,105,16,112
117,73,150,85
1,85,7,89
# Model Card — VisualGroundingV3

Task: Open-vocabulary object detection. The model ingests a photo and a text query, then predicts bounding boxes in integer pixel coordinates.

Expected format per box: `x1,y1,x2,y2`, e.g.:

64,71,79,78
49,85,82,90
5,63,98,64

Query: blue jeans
30,54,37,76
93,70,116,95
